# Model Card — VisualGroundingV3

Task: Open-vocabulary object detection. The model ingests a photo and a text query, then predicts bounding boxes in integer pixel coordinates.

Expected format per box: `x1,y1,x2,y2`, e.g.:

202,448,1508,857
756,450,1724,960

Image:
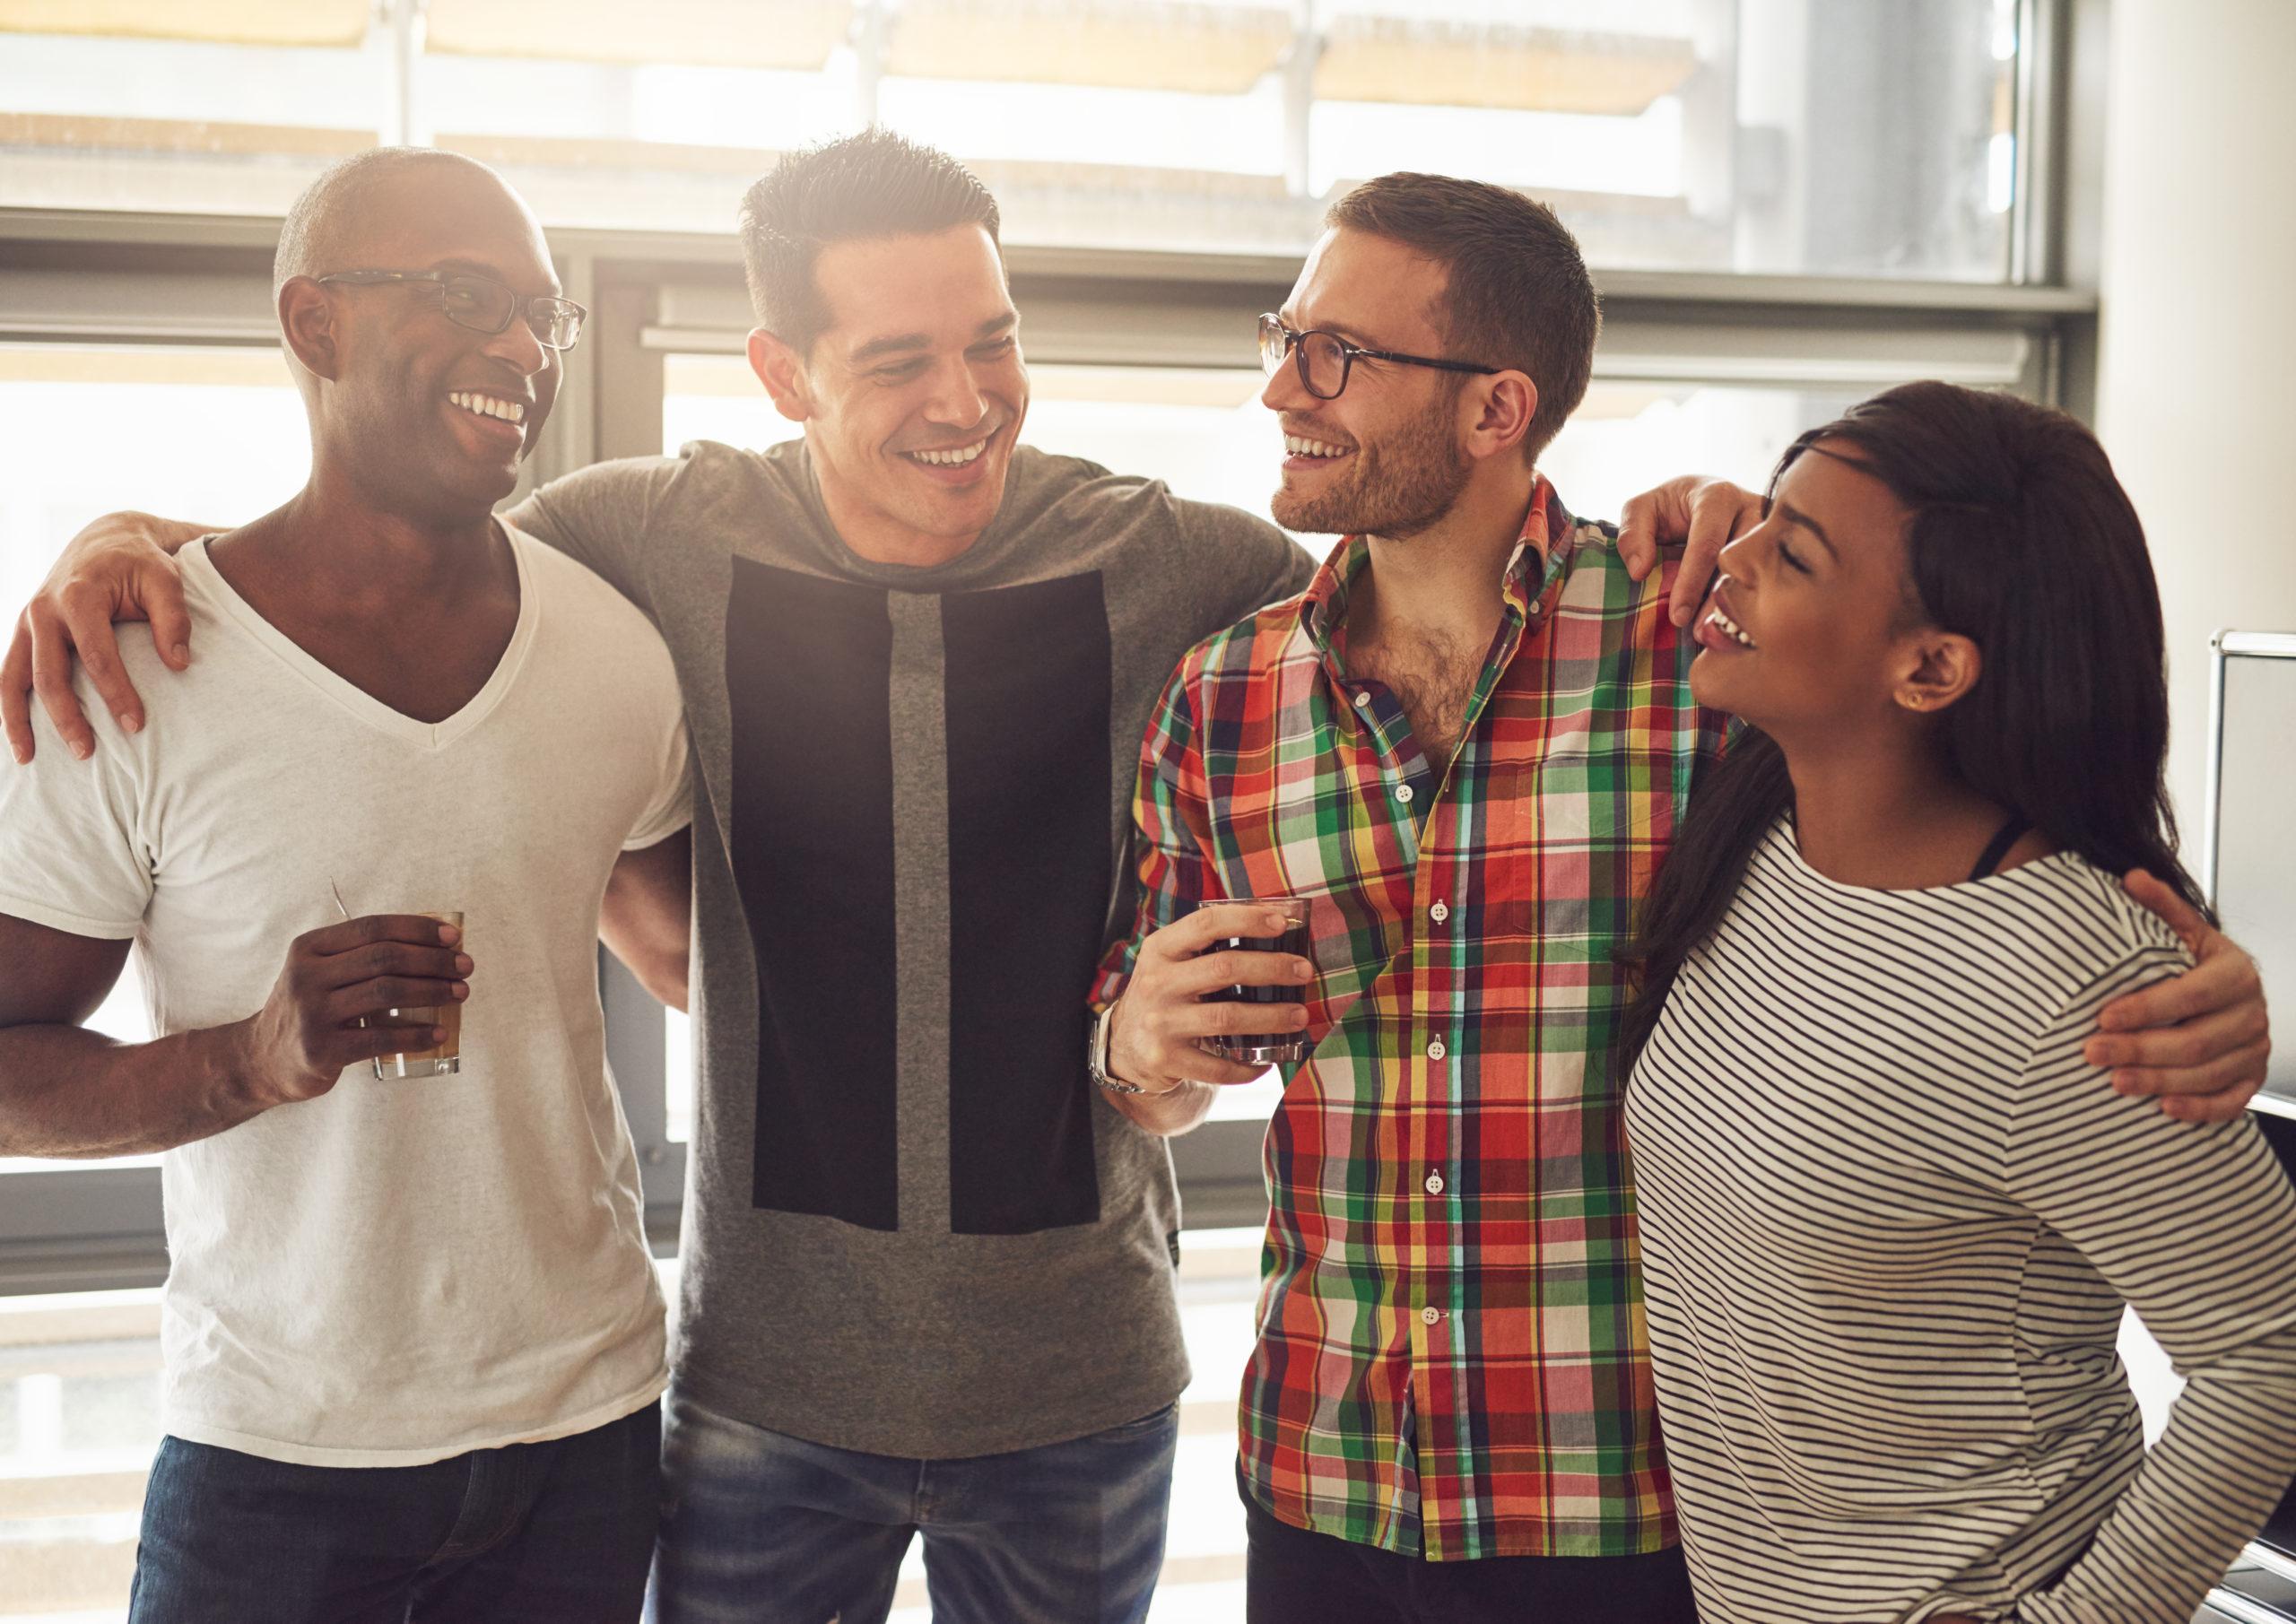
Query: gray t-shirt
511,439,1311,1457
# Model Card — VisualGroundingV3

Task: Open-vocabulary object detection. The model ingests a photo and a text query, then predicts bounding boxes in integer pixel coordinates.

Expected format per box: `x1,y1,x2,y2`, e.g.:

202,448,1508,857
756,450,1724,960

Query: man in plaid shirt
1089,174,2272,1622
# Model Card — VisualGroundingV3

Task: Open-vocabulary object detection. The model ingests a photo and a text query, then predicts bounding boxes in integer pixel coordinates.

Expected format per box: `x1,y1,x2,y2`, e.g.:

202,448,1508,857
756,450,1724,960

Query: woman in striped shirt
1622,381,2296,1624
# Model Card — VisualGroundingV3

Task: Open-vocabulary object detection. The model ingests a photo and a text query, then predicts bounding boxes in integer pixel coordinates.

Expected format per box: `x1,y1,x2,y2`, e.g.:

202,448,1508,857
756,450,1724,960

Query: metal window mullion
0,1166,167,1298
2010,0,2070,286
378,0,429,148
1282,0,1320,200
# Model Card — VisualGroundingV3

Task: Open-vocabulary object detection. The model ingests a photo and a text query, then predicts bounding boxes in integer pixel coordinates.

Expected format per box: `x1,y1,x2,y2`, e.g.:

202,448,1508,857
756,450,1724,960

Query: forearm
602,934,688,1012
600,829,692,1012
2010,979,2296,1620
0,1020,266,1158
2021,1347,2296,1623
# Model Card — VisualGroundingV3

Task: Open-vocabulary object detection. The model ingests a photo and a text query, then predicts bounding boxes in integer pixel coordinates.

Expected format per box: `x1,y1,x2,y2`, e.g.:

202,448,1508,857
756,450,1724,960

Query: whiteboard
2207,634,2296,1107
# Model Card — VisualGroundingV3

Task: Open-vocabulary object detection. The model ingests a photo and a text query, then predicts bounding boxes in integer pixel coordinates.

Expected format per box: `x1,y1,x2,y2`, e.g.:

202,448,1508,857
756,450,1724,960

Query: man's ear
1464,369,1537,465
748,328,813,425
1896,630,1984,715
278,276,343,385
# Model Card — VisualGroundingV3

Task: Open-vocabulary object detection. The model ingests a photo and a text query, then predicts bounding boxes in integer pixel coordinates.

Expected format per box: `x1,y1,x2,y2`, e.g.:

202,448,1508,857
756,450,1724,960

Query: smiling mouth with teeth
1284,434,1351,460
448,391,526,425
1706,606,1756,648
906,437,990,467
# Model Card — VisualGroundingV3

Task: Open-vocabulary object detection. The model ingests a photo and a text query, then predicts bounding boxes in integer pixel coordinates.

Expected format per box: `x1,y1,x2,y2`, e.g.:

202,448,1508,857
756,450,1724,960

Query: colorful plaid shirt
1095,479,1725,1560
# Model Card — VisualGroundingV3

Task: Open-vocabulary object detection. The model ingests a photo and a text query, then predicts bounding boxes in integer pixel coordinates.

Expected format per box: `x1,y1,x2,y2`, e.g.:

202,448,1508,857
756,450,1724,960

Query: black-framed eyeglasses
1258,313,1499,401
315,270,587,352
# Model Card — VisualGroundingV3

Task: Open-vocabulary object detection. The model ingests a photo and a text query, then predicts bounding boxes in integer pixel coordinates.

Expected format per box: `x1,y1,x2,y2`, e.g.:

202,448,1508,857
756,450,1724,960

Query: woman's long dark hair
1620,380,2204,1067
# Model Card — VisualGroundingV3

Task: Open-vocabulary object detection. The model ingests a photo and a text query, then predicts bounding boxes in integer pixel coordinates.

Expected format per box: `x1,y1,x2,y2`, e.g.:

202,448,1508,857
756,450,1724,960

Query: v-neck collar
184,527,538,752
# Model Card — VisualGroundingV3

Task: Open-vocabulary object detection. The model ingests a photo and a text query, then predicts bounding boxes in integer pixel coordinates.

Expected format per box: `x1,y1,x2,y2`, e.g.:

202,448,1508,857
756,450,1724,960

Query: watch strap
1089,1002,1147,1094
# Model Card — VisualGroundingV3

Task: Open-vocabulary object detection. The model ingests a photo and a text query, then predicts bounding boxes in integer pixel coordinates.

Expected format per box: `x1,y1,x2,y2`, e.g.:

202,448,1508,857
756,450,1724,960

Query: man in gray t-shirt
13,132,1308,1623
513,438,1301,1460
515,135,1310,1623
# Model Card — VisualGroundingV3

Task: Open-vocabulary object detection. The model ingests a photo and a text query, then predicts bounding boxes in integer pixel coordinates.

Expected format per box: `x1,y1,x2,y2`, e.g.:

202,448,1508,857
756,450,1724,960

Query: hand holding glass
372,911,465,1080
1202,898,1313,1064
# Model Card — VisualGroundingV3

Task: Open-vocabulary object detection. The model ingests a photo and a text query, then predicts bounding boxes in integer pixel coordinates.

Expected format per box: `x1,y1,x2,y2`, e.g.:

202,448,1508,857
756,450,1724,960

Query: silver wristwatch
1089,1003,1146,1094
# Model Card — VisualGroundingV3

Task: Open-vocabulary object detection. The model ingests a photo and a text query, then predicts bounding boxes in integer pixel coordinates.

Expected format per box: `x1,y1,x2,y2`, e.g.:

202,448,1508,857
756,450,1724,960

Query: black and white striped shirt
1627,821,2296,1623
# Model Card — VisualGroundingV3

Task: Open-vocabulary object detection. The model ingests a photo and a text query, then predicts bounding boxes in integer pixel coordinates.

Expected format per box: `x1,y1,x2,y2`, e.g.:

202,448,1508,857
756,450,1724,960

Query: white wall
2095,0,2296,829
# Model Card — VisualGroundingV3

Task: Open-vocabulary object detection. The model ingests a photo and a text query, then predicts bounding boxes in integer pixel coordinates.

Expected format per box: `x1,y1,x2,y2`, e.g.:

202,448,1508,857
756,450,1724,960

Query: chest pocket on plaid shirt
1494,747,1665,943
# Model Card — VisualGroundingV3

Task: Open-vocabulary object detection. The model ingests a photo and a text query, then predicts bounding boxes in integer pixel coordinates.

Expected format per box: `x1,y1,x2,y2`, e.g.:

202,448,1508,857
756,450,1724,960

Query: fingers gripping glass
316,270,588,351
1258,314,1499,400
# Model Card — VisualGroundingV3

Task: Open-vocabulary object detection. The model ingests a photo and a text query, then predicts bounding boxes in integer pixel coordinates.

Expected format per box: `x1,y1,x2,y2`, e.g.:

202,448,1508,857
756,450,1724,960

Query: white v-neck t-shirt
0,530,691,1466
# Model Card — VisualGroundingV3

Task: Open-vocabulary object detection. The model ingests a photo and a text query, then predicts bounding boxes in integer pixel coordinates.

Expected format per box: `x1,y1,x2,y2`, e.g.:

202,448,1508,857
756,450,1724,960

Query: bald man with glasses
0,149,692,1623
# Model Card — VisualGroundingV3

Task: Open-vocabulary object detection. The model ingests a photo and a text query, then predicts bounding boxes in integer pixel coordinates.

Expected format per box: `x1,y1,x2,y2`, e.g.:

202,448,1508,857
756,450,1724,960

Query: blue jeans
128,1403,661,1624
650,1385,1178,1624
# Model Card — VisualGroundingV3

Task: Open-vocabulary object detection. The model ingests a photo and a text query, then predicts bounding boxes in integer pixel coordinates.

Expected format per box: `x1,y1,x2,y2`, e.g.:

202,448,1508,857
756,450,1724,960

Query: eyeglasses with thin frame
1258,313,1499,401
315,270,588,352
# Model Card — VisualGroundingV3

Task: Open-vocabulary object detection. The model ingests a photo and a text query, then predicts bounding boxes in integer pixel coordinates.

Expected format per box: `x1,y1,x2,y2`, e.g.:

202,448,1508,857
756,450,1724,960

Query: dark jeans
1241,1469,1699,1624
650,1385,1179,1624
128,1402,661,1624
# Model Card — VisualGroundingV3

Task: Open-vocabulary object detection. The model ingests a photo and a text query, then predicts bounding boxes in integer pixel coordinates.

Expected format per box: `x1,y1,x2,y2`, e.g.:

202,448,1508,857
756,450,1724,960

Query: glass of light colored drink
372,911,464,1080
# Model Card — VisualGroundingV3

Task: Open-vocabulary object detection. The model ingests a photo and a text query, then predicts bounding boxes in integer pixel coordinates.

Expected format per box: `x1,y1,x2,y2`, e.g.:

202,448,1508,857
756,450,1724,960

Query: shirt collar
1300,473,1575,656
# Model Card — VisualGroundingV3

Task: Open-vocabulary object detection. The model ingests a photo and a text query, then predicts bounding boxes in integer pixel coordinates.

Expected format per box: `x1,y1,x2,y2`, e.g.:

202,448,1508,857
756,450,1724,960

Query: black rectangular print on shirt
941,571,1111,1235
726,558,900,1231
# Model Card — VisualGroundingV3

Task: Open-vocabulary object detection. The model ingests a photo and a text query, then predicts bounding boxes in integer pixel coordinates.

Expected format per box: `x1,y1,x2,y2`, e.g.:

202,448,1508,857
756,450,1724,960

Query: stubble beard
1271,386,1473,541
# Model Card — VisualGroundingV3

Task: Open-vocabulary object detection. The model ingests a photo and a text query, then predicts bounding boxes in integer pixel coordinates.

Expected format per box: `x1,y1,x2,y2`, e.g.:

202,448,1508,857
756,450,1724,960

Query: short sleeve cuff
0,892,143,941
622,806,693,853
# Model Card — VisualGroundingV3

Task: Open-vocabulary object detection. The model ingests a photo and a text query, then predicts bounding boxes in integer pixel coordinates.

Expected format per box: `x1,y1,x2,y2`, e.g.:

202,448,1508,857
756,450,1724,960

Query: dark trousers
128,1402,661,1624
1241,1471,1699,1624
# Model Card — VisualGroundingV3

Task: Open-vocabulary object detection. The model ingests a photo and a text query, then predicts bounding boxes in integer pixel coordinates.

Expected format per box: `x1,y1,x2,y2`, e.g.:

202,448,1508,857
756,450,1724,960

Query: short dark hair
738,129,1003,354
1326,174,1599,462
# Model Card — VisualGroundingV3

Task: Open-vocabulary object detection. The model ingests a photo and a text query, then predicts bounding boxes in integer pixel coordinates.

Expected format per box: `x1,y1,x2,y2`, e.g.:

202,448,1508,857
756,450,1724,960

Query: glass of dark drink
1203,897,1312,1065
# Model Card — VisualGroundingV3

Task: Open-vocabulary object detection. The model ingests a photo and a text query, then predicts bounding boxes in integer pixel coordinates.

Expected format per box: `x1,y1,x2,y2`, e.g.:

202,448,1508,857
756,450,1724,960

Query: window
0,19,2105,1616
0,342,309,1149
4,0,2041,281
0,346,313,1293
0,345,307,632
0,1287,161,1619
0,220,2097,1275
0,13,2107,1619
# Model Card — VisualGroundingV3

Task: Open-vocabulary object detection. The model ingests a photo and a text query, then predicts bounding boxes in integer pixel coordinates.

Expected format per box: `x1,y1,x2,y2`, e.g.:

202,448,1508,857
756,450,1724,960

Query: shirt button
1421,1307,1441,1325
1395,784,1414,803
1427,1039,1447,1060
1353,690,1372,708
1424,1171,1445,1195
1430,901,1449,923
